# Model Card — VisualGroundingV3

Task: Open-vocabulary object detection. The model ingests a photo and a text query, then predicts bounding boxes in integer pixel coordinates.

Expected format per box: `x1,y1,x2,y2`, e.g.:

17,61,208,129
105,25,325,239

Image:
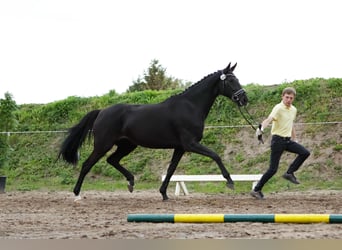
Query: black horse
58,63,248,200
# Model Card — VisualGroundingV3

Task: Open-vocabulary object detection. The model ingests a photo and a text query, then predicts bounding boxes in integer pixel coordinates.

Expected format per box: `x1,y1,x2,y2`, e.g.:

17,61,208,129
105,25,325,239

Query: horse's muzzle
232,89,248,106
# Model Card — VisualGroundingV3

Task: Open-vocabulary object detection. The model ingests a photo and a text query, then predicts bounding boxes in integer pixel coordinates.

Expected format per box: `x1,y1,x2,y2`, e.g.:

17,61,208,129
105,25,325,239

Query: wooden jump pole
127,214,342,223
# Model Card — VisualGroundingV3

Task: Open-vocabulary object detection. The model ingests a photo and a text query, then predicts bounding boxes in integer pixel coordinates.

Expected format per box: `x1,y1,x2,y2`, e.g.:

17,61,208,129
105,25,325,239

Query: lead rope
238,106,264,144
220,71,264,144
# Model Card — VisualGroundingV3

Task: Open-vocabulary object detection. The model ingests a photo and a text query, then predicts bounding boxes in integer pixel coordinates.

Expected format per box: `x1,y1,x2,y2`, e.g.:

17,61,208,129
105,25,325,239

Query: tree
128,59,187,92
0,92,18,131
0,92,18,168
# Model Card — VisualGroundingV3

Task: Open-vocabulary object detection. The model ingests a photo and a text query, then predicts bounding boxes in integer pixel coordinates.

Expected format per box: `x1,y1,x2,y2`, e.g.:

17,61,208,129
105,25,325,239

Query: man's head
282,87,296,107
282,87,296,96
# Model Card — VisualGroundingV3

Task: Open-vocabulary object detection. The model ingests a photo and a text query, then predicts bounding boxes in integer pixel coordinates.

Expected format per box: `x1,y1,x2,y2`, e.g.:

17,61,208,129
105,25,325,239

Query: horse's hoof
162,194,169,201
226,182,235,190
127,184,134,193
74,195,82,202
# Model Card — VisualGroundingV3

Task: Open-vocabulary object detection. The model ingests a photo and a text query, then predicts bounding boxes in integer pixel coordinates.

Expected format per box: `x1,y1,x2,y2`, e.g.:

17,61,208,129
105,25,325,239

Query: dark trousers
254,135,310,191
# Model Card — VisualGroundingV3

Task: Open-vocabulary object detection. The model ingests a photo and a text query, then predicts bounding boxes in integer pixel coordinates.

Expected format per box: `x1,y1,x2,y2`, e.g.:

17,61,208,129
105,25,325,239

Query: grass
5,177,154,193
5,167,342,196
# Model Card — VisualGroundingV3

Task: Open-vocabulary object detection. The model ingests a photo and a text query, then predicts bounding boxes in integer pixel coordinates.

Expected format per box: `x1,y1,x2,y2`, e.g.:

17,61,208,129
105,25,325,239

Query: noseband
232,88,246,103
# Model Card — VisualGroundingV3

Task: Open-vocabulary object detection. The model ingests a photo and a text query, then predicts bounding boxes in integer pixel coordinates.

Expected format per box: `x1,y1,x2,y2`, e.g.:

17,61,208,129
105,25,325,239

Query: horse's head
219,63,248,106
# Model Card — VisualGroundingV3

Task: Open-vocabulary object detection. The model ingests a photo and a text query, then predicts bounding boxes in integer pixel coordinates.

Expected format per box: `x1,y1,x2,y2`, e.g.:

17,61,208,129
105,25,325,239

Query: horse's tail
58,109,101,165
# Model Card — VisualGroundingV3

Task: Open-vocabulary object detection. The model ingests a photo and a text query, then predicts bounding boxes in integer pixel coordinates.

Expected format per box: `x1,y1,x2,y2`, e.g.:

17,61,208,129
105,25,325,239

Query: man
251,87,310,199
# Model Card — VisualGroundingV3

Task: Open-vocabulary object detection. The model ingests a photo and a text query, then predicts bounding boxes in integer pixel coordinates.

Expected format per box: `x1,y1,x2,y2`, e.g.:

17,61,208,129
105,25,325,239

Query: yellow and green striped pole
127,214,342,223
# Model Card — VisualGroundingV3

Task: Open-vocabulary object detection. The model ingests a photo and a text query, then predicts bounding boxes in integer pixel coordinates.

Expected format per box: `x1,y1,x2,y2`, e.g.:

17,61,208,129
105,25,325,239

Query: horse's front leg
186,142,235,190
159,148,184,201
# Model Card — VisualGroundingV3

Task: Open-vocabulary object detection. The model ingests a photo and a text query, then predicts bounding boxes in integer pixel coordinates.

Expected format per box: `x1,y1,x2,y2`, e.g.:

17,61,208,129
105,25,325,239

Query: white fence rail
1,121,341,135
161,174,262,196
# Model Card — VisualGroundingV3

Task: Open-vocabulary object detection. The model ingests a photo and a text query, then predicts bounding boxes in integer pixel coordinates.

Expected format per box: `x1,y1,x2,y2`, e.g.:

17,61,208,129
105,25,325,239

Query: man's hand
255,124,263,137
256,124,264,144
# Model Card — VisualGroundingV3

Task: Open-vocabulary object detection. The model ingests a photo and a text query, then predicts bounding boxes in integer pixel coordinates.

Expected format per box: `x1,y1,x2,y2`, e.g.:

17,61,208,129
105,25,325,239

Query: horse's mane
166,70,220,101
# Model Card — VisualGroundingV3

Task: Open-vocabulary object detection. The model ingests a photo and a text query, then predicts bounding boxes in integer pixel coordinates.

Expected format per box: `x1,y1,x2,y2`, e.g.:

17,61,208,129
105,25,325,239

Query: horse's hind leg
74,150,105,198
106,139,137,192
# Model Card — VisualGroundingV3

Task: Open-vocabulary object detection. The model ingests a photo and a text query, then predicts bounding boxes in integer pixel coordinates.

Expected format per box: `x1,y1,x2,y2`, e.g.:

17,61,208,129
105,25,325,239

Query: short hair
282,87,296,96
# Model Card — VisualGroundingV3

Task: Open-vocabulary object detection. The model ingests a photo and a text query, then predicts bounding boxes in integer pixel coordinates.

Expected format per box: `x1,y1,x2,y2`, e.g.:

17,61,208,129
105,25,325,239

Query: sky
0,0,341,104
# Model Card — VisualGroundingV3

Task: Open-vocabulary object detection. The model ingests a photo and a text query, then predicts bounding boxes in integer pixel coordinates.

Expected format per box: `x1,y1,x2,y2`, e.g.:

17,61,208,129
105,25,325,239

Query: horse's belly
127,130,179,149
133,137,180,149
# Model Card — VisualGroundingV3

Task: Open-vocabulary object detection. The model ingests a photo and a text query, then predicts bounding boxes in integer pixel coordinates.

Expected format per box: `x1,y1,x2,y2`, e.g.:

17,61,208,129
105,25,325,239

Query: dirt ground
0,190,341,239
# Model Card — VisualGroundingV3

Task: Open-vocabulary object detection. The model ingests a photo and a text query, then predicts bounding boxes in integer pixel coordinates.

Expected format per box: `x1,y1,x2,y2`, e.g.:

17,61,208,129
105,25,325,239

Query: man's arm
255,116,274,143
260,116,274,131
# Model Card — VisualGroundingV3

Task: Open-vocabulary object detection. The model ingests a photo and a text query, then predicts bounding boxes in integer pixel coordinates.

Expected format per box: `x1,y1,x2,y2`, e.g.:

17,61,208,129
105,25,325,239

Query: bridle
220,72,246,105
220,72,264,144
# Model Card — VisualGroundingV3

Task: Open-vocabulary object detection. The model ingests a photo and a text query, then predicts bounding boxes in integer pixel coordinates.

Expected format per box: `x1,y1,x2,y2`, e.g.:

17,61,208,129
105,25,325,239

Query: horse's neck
182,80,219,119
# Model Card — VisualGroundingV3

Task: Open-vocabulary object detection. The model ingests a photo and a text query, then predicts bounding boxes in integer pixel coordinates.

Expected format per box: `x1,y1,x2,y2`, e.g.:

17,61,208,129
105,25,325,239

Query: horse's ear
231,62,237,72
227,62,231,71
223,62,231,73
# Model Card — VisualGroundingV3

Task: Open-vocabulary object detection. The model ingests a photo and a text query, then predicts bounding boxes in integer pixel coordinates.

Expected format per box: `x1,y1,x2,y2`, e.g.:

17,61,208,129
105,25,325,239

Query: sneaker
250,190,264,200
282,173,300,184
